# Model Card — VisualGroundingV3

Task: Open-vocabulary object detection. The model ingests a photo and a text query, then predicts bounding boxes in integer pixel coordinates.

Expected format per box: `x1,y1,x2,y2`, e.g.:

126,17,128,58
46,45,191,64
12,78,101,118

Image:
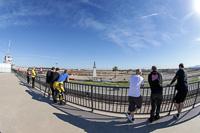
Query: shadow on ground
17,75,200,133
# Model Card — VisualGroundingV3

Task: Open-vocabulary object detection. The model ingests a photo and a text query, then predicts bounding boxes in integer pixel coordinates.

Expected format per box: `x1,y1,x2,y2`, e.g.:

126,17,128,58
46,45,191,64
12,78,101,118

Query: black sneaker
154,115,160,120
174,114,179,119
131,118,135,123
60,101,65,105
149,118,154,123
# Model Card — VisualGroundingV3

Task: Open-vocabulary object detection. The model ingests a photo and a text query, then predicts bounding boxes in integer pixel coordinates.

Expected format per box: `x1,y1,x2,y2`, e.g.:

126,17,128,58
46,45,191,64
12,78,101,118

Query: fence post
39,77,42,91
64,82,67,104
91,85,94,113
193,81,199,108
168,86,176,115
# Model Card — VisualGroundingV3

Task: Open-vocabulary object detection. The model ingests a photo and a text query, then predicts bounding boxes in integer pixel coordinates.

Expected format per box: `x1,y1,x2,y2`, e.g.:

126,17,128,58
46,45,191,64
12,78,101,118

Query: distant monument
93,61,97,79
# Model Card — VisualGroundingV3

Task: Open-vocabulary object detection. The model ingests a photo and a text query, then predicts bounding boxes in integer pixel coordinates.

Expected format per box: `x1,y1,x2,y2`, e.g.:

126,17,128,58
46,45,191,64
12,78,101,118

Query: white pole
7,40,11,54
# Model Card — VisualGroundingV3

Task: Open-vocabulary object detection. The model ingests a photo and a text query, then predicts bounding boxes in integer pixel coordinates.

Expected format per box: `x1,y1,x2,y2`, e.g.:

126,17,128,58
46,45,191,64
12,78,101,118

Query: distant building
4,55,12,64
0,63,11,73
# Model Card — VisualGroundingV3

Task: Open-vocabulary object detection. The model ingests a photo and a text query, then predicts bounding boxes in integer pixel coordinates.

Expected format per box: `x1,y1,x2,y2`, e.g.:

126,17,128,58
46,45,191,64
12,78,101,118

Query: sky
0,0,200,70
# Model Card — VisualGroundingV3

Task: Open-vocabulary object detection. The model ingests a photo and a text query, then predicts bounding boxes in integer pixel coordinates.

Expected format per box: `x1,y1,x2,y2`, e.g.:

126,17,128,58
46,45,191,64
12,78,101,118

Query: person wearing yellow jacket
53,70,69,105
31,67,36,88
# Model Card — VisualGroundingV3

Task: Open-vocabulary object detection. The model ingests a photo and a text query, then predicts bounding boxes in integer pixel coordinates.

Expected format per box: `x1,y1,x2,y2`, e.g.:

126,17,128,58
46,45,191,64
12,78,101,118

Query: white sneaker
126,113,134,123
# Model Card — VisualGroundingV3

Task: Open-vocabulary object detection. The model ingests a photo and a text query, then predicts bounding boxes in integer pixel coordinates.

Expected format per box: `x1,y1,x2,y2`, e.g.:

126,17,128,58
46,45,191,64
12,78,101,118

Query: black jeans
27,76,30,84
32,77,35,88
50,83,56,100
150,93,163,119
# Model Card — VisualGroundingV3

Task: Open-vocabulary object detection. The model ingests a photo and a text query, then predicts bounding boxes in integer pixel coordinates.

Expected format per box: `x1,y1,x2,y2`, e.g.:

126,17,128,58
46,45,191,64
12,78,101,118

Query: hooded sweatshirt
148,70,163,94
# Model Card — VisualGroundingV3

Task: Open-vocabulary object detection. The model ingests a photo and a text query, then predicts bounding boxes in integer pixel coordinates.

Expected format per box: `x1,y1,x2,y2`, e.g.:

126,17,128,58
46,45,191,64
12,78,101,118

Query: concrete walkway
0,73,199,133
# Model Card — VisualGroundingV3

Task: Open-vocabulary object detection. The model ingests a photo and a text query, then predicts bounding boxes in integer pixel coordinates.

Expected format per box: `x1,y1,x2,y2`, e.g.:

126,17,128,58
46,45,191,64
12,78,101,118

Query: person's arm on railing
65,78,69,83
141,84,144,88
141,77,144,88
167,70,180,86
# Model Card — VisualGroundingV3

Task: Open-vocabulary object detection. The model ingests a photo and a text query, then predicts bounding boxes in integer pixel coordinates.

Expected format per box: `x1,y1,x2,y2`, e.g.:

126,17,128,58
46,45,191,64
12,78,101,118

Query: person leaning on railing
31,67,36,88
49,68,60,103
27,68,30,84
53,70,69,105
46,67,55,98
167,63,188,119
148,66,163,123
125,69,144,123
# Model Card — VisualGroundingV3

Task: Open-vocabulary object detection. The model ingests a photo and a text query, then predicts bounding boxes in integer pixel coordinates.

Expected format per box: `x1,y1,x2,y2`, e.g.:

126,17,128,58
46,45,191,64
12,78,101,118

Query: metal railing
13,69,200,114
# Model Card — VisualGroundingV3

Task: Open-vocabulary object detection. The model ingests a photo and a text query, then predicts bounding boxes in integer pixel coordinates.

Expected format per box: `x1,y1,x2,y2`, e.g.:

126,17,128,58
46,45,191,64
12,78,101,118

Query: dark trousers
32,77,35,88
50,83,56,100
27,76,30,84
150,93,163,119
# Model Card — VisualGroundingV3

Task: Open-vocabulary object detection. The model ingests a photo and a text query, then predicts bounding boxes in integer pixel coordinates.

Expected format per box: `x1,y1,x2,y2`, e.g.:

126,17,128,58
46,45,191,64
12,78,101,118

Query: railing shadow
52,106,199,133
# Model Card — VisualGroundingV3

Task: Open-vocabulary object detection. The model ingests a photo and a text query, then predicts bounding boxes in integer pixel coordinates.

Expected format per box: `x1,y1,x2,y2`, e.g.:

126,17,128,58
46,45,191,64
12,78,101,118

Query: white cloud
161,34,172,42
189,37,200,48
143,39,161,46
0,0,163,51
196,38,200,42
14,57,29,60
19,54,60,59
141,13,158,19
82,0,107,11
78,17,106,30
127,43,147,49
182,12,195,22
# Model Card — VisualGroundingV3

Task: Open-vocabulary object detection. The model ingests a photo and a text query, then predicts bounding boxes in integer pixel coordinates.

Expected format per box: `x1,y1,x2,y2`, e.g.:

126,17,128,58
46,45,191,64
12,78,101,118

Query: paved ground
0,73,199,133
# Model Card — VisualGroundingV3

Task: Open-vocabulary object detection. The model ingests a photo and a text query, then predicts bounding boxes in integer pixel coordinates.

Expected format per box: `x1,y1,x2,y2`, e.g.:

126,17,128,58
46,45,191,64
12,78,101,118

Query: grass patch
70,81,130,87
70,76,200,87
70,81,150,87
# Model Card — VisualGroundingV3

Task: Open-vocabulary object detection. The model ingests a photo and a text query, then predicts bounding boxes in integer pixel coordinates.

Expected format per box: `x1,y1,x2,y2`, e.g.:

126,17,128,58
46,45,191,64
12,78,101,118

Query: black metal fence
13,69,200,114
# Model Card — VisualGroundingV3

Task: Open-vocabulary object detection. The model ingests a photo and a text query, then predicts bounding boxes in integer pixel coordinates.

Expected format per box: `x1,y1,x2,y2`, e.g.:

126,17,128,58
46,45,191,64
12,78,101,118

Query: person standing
49,68,60,103
31,67,36,88
53,70,69,105
167,63,188,119
46,67,55,98
126,69,144,123
27,68,30,84
148,66,163,123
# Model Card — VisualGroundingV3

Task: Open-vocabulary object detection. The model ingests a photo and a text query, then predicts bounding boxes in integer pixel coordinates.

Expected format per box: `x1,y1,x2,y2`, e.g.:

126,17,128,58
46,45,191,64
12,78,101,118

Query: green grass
70,81,151,87
70,81,130,87
70,76,200,87
189,77,199,82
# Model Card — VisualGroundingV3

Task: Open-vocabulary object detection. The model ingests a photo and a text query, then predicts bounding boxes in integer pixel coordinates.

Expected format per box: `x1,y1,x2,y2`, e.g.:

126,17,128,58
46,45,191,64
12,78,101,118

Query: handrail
13,69,200,114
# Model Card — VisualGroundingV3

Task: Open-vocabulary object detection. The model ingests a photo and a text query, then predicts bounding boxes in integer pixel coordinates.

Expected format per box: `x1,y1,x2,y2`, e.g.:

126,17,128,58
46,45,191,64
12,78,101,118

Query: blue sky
0,0,200,69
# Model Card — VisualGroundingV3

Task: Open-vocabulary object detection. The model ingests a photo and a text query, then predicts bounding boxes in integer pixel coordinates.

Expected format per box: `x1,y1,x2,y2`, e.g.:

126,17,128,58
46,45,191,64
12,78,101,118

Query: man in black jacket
168,63,188,119
46,67,55,98
49,68,60,103
148,66,163,123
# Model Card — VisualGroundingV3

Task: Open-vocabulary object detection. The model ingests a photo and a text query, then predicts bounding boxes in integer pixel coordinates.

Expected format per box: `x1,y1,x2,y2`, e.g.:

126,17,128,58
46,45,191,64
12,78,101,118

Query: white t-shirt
128,75,144,97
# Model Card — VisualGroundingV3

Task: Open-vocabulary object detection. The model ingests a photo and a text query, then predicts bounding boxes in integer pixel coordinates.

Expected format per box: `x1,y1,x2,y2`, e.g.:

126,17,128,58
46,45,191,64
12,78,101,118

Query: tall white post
93,61,97,79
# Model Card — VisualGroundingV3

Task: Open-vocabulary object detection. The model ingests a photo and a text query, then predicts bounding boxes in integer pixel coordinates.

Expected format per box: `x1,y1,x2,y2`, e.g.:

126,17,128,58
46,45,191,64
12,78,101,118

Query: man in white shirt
126,69,144,123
